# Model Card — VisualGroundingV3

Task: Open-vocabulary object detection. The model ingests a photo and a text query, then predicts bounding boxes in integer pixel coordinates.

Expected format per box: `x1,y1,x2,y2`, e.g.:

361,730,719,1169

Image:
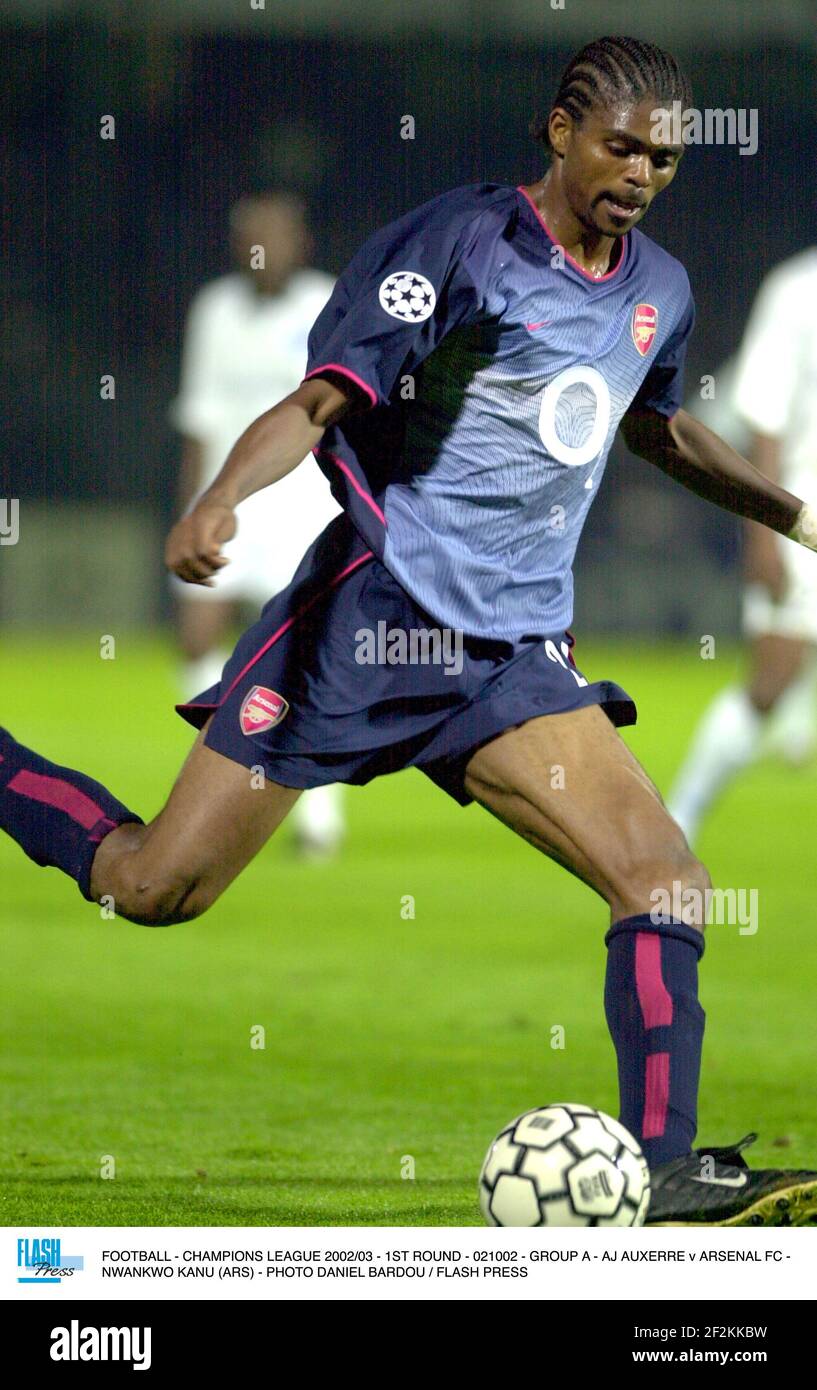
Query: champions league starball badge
378,271,436,322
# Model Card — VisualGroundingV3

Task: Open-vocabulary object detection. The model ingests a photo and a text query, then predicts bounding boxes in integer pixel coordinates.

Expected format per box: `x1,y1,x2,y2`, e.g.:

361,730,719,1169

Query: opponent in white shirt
170,192,343,854
669,250,817,841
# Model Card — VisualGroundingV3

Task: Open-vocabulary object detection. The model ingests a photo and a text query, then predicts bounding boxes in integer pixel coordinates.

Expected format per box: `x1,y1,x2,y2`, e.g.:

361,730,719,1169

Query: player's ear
548,108,571,159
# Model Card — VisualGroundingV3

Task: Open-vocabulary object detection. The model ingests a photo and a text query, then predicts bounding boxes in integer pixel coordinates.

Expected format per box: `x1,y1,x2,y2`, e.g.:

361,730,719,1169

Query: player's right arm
169,286,225,518
177,437,205,514
167,189,495,585
165,376,360,586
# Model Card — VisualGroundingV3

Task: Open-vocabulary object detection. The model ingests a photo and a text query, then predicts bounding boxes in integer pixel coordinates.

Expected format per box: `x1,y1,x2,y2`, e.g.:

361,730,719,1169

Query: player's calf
464,709,710,1168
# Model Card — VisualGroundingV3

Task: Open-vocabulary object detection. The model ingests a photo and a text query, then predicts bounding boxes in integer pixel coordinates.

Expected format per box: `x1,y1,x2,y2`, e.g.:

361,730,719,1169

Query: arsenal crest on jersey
239,685,289,736
631,303,658,356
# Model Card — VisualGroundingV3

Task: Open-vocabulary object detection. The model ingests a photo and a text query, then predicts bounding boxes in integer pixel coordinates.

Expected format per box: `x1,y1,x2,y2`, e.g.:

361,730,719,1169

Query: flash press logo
50,1321,152,1372
16,1236,84,1284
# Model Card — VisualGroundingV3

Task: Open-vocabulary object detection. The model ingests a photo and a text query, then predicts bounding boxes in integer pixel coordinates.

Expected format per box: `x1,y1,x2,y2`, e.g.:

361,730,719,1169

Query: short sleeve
629,291,696,420
303,194,489,409
731,267,803,438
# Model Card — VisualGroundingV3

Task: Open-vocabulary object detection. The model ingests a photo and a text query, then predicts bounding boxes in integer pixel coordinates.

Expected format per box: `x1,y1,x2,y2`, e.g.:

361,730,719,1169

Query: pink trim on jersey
642,1052,670,1138
303,364,379,409
314,448,387,526
219,550,375,705
7,769,107,832
635,933,673,1029
515,185,627,283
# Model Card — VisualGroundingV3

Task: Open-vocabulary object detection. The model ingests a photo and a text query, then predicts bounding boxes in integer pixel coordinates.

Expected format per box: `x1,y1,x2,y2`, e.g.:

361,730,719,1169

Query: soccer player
171,192,345,856
669,249,817,842
4,36,817,1226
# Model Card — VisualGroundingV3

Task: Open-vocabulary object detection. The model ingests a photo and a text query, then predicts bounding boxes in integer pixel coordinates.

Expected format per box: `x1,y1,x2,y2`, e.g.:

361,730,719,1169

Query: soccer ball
479,1102,650,1227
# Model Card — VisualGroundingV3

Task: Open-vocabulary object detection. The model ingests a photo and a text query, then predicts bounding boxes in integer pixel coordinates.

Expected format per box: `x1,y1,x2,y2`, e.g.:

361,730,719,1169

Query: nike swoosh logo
525,320,552,331
690,1173,748,1188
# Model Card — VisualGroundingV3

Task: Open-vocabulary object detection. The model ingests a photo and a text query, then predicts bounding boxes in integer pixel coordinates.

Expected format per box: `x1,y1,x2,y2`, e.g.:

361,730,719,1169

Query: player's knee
117,871,217,927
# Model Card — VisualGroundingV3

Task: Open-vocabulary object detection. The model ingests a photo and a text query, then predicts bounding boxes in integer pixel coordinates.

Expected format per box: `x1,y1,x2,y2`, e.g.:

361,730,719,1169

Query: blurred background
1,0,815,634
4,0,817,1231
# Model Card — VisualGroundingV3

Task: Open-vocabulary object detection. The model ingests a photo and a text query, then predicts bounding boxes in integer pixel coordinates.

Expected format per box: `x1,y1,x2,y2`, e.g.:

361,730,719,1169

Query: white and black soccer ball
479,1103,650,1227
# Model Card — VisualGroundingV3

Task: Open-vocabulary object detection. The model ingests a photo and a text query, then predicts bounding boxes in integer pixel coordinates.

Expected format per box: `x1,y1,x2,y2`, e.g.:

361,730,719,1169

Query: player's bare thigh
89,719,301,926
463,704,710,927
747,633,813,714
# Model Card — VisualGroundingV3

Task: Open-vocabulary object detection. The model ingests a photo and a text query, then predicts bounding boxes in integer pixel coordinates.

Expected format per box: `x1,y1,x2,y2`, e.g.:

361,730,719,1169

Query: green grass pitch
2,633,816,1226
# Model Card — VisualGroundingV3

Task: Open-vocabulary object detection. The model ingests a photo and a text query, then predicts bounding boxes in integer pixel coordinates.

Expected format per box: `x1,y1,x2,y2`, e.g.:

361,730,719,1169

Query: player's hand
744,522,787,602
164,501,237,586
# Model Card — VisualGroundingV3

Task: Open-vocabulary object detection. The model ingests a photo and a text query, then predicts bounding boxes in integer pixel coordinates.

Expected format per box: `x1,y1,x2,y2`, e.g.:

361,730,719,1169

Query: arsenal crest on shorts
631,303,658,356
239,685,289,736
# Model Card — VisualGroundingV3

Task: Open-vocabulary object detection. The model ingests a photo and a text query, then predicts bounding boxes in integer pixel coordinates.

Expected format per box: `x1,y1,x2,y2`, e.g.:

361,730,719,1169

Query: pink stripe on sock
88,816,118,844
635,932,673,1028
642,1052,670,1138
7,769,107,831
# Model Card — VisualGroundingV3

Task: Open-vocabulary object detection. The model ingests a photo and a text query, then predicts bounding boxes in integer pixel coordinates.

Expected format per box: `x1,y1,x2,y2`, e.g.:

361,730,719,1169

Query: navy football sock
604,913,705,1167
0,728,143,902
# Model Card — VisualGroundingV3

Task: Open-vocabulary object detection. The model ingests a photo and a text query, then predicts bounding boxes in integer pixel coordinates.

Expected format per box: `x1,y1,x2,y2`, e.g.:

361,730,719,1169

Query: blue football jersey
303,182,694,640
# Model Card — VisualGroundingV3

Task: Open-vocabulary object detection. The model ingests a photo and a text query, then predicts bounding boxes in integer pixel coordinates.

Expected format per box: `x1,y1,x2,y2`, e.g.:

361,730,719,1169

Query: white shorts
742,535,817,643
170,460,341,609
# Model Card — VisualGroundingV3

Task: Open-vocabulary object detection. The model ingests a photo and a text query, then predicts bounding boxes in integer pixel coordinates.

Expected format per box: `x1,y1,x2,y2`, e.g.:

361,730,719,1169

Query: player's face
557,98,683,238
231,202,312,292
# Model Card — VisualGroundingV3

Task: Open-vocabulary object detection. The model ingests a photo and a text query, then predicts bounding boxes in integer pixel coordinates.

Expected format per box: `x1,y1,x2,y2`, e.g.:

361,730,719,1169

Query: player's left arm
620,407,801,531
620,406,815,549
620,270,817,548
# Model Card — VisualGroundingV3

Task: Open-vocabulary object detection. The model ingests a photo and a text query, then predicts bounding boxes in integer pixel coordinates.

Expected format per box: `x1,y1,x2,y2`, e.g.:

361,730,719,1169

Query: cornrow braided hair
530,36,693,150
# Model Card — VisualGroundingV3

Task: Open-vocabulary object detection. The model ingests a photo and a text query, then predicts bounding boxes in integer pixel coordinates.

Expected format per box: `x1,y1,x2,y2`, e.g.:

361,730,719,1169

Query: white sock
291,783,345,852
668,686,762,844
181,651,230,701
762,660,817,764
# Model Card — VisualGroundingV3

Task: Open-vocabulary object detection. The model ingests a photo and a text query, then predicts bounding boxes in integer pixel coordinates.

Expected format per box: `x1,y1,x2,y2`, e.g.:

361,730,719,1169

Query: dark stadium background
1,1,814,634
4,0,817,1251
